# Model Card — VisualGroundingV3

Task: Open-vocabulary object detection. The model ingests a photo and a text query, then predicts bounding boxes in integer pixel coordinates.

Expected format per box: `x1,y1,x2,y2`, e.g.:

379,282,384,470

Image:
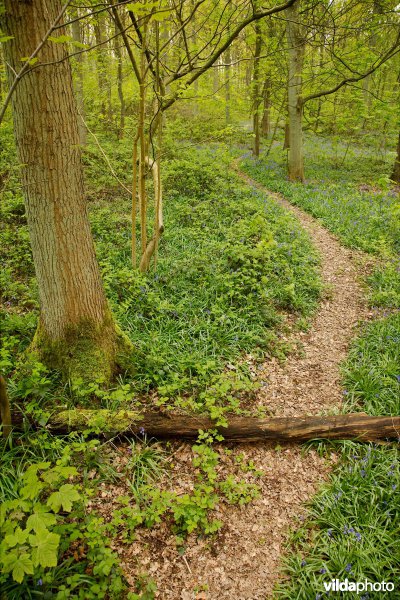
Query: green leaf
29,531,60,568
20,479,45,500
48,34,74,44
26,510,56,534
4,527,29,548
12,554,34,583
20,56,39,66
46,484,80,513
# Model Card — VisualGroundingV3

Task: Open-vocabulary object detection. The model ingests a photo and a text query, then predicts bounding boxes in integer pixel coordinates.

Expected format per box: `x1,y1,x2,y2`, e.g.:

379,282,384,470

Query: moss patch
30,311,135,385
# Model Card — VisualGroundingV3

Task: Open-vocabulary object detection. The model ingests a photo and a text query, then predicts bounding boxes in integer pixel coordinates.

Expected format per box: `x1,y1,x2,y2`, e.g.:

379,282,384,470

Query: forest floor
96,164,372,599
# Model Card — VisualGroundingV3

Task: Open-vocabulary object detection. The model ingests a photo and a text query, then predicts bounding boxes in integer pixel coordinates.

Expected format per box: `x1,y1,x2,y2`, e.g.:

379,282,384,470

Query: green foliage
242,133,400,309
276,445,399,600
89,142,320,403
0,436,128,598
342,313,400,416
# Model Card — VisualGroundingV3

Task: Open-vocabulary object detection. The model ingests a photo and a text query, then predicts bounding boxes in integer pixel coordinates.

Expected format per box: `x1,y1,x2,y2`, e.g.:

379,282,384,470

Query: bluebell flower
345,563,352,572
301,559,307,567
139,427,145,435
320,568,327,574
327,529,333,538
37,579,43,586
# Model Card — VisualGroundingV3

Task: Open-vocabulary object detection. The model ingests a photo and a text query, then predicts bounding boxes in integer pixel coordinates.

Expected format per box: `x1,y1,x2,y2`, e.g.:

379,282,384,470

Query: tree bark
94,15,112,124
2,0,130,382
252,20,262,157
11,409,399,442
71,9,86,145
390,131,400,184
286,0,305,182
261,77,272,136
114,19,125,138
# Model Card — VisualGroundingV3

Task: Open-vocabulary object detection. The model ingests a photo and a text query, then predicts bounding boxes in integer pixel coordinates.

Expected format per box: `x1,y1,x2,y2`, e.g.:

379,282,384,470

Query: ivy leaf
29,531,60,568
46,484,80,513
12,553,34,583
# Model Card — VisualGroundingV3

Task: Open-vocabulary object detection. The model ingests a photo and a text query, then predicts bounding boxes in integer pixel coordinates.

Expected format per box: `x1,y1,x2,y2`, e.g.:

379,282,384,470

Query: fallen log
20,409,400,442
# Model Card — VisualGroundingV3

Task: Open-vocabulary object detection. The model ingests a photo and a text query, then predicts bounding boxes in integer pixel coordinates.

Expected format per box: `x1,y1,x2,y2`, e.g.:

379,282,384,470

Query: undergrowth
1,125,320,596
1,127,321,415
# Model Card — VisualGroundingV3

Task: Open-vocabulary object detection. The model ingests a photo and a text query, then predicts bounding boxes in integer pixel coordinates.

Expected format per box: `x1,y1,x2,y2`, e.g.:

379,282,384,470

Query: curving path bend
114,165,371,599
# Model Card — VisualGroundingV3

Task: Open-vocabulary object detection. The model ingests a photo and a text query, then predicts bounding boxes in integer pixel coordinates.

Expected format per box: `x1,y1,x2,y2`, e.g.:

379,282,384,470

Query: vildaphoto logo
323,578,395,594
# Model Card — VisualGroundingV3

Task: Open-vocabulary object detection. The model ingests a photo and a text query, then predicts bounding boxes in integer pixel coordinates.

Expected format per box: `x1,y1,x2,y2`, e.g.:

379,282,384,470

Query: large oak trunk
2,0,129,381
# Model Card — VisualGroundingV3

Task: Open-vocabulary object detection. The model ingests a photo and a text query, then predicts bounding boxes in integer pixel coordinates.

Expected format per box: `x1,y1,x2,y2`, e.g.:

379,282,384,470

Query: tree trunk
12,409,398,443
261,77,271,137
390,131,400,184
71,10,86,145
114,20,125,138
94,16,112,125
224,45,231,124
286,1,305,182
252,20,262,157
2,0,131,382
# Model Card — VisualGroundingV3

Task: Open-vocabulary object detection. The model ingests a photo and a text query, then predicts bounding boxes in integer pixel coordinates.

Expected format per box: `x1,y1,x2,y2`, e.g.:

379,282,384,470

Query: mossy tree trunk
2,0,130,382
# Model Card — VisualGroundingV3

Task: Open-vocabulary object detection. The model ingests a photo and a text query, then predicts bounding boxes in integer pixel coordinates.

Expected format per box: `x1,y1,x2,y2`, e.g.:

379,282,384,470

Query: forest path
118,165,371,600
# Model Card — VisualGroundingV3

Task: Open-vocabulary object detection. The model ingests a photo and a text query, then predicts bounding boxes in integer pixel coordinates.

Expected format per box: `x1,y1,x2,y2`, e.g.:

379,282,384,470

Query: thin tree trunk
224,45,231,124
114,20,125,138
252,20,262,156
391,131,400,184
261,77,271,136
286,0,305,182
2,0,128,382
94,16,112,124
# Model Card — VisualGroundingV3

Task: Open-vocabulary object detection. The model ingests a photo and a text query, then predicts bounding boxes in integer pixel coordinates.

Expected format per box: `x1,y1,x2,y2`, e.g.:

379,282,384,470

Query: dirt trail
115,167,371,599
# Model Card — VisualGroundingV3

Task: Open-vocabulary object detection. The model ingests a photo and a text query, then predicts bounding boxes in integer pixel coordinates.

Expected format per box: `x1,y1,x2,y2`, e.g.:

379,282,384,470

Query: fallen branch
9,409,400,442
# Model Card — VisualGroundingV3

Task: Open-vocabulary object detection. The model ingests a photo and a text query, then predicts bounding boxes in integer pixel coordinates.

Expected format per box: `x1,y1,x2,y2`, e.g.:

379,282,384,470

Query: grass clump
277,444,399,600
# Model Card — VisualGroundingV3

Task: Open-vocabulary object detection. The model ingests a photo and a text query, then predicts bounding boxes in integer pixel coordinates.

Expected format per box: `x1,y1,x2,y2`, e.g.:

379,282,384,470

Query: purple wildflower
139,427,145,435
37,579,43,586
301,559,307,567
345,564,352,572
320,568,327,574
